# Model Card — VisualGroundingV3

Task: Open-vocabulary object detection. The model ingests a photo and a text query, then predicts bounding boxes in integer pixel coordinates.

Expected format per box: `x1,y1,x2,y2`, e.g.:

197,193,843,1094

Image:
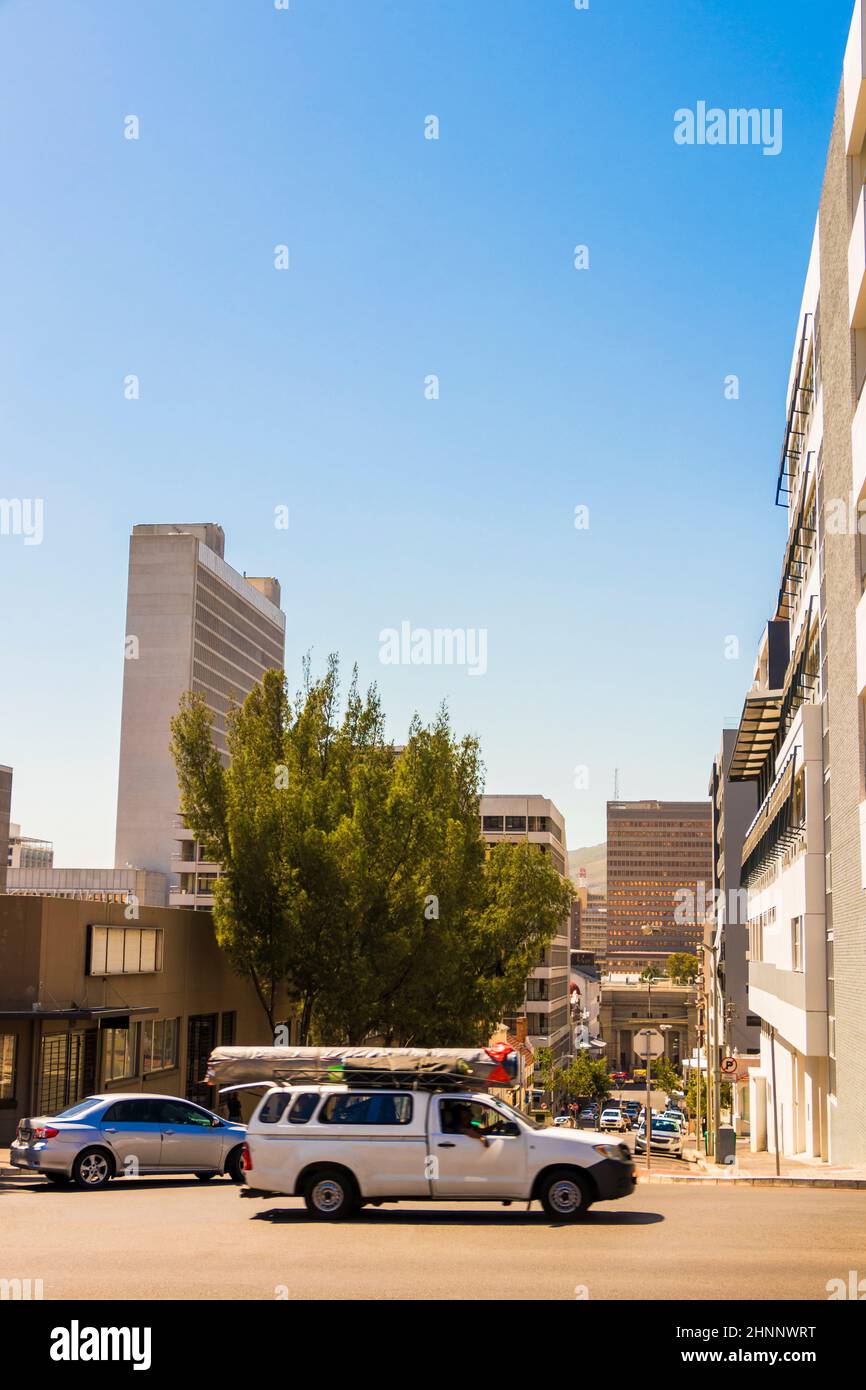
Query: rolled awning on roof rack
205,1045,520,1091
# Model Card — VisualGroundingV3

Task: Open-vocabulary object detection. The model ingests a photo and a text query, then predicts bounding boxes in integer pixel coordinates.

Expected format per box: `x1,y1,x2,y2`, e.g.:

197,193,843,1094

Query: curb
637,1172,866,1188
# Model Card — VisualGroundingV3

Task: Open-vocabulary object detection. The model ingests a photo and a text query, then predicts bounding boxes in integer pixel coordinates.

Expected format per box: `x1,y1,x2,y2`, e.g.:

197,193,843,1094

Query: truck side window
288,1093,320,1124
319,1093,413,1125
258,1092,292,1125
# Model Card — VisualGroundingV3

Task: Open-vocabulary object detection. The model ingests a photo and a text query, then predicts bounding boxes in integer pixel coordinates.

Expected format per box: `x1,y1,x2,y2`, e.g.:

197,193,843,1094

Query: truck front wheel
303,1168,359,1221
538,1169,592,1221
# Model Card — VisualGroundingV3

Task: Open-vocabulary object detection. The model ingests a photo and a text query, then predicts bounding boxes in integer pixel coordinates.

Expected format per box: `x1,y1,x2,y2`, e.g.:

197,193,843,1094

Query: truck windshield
488,1098,540,1131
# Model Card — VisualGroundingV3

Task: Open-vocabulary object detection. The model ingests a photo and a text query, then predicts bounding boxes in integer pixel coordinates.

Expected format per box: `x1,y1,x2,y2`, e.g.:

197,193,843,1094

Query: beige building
598,980,697,1076
5,866,167,907
480,795,571,1061
113,523,286,910
0,896,281,1144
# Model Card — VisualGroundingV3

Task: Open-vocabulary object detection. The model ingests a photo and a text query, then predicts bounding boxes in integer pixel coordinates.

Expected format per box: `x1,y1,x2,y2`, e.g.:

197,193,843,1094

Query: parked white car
241,1086,636,1220
599,1107,630,1132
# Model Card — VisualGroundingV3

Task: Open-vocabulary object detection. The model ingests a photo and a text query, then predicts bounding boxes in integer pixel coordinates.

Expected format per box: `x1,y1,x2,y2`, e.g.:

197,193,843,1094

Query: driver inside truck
441,1101,489,1147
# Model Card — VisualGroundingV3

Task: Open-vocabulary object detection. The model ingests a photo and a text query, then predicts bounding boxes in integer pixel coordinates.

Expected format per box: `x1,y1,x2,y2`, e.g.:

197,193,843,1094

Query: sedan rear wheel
225,1147,245,1184
72,1149,113,1190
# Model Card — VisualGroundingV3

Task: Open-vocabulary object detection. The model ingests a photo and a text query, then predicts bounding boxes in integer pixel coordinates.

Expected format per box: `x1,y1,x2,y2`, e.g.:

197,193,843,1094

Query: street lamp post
700,941,722,1160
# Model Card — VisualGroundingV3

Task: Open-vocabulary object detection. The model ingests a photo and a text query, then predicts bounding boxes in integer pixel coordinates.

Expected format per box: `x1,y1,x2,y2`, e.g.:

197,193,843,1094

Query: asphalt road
2,1174,862,1301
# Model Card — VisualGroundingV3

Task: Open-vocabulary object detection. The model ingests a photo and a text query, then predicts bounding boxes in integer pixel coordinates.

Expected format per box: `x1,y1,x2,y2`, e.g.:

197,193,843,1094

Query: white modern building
113,523,286,911
480,795,571,1061
728,235,827,1161
723,0,866,1168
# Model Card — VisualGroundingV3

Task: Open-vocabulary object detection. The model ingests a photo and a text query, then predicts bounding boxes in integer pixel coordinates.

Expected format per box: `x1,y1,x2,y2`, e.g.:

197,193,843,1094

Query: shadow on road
1,1175,238,1194
252,1206,665,1228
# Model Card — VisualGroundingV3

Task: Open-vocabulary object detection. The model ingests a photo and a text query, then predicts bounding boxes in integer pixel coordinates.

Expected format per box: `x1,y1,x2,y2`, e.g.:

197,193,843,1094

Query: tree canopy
170,657,573,1046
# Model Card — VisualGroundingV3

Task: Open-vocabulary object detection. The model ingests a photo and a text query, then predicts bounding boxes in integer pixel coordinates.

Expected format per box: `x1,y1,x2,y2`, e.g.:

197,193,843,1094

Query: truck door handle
438,1142,456,1148
162,1130,175,1136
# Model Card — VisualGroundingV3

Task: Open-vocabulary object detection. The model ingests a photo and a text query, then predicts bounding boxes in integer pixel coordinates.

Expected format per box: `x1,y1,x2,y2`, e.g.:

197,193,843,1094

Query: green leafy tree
666,952,700,984
685,1072,732,1118
562,1054,612,1111
640,963,663,981
650,1055,681,1097
171,656,572,1045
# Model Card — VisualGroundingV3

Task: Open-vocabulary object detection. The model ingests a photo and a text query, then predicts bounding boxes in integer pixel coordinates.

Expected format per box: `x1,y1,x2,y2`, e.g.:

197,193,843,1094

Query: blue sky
0,0,856,865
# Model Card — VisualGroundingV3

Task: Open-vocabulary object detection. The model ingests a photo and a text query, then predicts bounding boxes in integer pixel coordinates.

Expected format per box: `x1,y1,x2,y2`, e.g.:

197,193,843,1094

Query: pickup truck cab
242,1085,636,1221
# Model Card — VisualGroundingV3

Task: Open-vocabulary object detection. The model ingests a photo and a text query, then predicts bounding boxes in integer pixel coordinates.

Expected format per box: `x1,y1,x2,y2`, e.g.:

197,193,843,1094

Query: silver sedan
10,1094,246,1189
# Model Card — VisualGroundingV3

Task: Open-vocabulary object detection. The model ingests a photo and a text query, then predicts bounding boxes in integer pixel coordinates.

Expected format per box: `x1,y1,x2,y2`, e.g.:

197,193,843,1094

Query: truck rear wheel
538,1169,591,1221
303,1168,358,1221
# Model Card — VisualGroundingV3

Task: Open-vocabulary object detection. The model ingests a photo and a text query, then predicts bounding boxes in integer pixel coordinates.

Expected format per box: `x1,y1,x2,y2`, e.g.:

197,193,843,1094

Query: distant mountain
568,842,607,892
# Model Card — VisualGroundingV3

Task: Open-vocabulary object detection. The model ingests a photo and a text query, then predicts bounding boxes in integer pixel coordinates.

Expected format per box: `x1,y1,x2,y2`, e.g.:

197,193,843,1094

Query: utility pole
695,983,703,1156
645,975,652,1176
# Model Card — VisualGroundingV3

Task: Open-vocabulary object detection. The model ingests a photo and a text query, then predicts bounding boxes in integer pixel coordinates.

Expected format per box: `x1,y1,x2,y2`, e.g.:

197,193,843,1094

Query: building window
482,816,504,832
505,816,527,832
89,926,163,976
104,1025,139,1082
0,1034,17,1102
221,1011,236,1047
142,1018,179,1074
791,916,804,972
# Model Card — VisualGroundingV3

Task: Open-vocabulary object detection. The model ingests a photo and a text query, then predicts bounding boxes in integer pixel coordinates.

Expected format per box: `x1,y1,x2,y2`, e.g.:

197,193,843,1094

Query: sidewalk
643,1136,866,1188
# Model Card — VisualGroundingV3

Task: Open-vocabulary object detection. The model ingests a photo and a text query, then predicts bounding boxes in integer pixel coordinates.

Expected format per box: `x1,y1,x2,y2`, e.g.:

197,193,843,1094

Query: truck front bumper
590,1157,637,1201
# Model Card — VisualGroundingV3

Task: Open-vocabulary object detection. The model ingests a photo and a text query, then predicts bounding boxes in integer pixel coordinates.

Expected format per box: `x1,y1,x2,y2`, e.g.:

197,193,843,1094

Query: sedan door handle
162,1130,175,1136
437,1142,456,1148
104,1128,116,1134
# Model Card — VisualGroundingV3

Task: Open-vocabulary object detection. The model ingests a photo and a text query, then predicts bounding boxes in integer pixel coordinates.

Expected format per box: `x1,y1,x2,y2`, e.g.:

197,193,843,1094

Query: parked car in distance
664,1108,687,1127
599,1107,630,1133
634,1118,684,1158
577,1107,599,1129
10,1094,247,1189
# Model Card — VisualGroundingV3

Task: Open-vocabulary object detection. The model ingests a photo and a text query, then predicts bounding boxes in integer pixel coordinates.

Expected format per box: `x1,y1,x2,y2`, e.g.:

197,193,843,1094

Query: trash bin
716,1125,737,1165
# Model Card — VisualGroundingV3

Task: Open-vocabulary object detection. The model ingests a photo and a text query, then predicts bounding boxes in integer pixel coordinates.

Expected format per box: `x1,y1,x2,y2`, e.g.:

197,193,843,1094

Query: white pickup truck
241,1084,636,1220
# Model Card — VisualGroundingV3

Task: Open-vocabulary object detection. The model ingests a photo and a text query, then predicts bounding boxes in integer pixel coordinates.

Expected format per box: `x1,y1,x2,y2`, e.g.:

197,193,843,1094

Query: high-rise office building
606,801,713,968
114,524,286,908
578,889,608,958
480,795,572,1061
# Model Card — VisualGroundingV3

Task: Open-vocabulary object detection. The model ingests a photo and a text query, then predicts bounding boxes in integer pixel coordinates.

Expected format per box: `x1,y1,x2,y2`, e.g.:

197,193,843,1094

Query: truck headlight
592,1143,627,1161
